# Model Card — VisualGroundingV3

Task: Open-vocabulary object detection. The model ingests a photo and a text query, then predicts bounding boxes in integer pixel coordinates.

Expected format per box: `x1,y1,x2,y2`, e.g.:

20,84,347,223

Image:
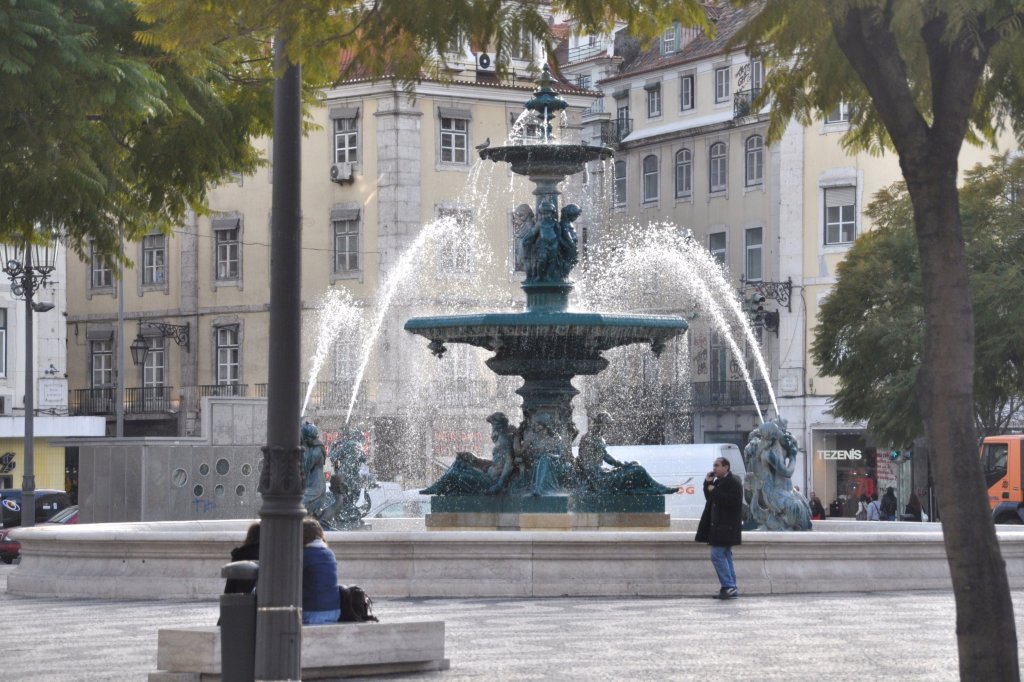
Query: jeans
303,608,341,625
709,545,737,590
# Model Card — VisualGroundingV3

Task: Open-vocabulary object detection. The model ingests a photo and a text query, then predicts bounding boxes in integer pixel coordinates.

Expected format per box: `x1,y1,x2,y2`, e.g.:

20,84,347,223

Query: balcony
734,87,762,118
567,43,608,64
690,380,771,409
599,118,632,145
70,384,249,417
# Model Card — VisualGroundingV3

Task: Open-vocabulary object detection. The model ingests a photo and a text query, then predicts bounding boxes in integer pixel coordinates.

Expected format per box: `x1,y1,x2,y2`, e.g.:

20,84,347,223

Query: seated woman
302,517,340,624
223,521,260,594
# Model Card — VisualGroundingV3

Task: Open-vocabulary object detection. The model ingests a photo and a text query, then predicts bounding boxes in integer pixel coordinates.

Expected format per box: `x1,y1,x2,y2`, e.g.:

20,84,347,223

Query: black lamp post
1,233,60,528
129,320,191,366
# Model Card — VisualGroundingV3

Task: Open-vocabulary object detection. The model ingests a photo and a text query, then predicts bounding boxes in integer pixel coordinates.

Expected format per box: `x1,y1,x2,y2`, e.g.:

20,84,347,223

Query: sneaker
713,588,728,599
722,587,739,599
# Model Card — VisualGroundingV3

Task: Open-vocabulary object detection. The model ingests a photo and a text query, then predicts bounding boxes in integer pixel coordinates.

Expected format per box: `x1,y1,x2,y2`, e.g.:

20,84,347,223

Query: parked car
0,489,72,528
0,503,79,563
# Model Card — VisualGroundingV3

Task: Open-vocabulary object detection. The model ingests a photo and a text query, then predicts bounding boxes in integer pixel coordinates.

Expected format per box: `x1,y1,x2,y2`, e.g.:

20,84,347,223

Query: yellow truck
980,435,1024,524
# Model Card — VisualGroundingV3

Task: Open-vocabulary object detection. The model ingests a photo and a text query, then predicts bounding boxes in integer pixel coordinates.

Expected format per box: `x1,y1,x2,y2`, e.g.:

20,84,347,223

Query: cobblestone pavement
2,564,1022,681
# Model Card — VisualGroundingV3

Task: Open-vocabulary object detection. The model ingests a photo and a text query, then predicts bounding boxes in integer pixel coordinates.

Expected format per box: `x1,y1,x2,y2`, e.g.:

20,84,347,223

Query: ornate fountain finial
524,65,568,140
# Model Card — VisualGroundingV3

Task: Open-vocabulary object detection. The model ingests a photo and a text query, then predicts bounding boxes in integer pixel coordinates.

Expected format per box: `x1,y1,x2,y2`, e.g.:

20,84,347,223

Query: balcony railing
567,42,608,64
734,87,762,118
690,380,771,409
70,384,249,417
70,388,114,415
599,118,633,145
124,386,174,413
582,98,605,117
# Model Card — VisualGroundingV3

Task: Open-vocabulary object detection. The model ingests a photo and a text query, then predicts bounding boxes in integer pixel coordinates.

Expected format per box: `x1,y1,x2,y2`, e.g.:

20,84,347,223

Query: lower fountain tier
404,310,688,376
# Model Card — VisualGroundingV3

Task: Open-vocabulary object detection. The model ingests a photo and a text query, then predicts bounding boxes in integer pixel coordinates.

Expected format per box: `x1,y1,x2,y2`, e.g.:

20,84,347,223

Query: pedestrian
904,491,924,522
880,487,898,521
695,456,744,600
855,494,868,521
809,493,826,520
223,521,260,594
866,492,881,521
302,518,341,624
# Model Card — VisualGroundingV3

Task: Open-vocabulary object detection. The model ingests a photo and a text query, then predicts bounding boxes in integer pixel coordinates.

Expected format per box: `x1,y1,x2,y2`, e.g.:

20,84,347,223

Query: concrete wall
74,397,267,523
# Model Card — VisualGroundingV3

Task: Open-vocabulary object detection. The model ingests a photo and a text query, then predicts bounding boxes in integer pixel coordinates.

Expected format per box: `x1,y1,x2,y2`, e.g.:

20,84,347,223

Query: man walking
695,456,744,599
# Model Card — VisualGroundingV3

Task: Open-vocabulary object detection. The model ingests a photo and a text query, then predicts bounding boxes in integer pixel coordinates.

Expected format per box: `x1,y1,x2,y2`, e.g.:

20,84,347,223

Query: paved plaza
2,564,1022,681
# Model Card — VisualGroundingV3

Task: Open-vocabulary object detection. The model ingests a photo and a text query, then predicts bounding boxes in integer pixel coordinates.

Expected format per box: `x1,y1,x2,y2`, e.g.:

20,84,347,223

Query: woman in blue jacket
302,518,340,624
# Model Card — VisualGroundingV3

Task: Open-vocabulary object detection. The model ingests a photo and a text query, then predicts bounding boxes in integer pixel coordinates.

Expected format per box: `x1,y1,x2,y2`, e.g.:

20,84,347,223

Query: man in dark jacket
695,456,744,599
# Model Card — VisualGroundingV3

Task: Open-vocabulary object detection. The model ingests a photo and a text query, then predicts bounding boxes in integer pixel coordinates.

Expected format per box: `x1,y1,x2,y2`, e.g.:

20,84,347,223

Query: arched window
642,155,659,202
613,160,627,206
709,142,727,192
745,135,764,186
674,148,692,197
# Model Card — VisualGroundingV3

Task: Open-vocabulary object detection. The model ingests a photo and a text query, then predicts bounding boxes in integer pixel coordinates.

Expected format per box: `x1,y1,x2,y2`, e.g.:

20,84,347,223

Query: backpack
338,585,379,623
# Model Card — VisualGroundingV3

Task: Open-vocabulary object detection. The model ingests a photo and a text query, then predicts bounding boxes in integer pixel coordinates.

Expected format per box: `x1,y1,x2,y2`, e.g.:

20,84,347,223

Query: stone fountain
405,67,687,526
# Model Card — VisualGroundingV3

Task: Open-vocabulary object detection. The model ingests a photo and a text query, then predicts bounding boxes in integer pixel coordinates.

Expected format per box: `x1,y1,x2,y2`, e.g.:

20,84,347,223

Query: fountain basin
8,520,1024,600
404,310,687,368
478,143,612,177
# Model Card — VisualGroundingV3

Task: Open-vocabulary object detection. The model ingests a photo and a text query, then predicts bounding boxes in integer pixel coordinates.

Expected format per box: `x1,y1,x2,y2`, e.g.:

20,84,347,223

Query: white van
604,443,745,519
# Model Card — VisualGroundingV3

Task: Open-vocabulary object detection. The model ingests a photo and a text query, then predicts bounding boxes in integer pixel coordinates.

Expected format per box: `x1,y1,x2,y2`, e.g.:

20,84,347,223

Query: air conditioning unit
330,162,353,183
476,52,495,73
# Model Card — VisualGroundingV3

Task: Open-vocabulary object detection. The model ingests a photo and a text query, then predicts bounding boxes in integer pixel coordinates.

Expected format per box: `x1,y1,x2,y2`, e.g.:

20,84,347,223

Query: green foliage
0,0,274,264
812,154,1024,444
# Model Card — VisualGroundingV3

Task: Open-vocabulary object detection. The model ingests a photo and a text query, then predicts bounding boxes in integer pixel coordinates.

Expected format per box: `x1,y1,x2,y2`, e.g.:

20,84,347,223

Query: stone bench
149,621,448,681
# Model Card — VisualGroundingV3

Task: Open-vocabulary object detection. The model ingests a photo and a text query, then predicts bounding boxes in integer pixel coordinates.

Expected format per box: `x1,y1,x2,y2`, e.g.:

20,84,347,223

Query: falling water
301,288,362,416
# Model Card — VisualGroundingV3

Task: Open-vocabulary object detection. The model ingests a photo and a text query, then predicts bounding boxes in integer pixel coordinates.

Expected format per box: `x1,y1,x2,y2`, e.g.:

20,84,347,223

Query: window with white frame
646,83,661,118
142,234,166,285
143,336,165,388
216,325,240,385
91,339,113,387
334,335,359,390
613,160,627,206
709,232,726,266
750,59,764,92
824,186,857,244
745,135,764,186
331,208,360,274
90,242,112,289
662,25,677,53
213,217,241,280
0,309,6,377
674,148,692,198
709,142,728,192
715,67,731,103
826,102,849,123
437,207,473,273
642,155,659,202
333,116,358,163
439,115,469,165
745,227,763,281
680,74,694,111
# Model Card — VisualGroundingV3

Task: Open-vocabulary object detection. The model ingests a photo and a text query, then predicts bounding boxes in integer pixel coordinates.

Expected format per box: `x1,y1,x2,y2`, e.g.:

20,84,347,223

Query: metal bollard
220,560,259,682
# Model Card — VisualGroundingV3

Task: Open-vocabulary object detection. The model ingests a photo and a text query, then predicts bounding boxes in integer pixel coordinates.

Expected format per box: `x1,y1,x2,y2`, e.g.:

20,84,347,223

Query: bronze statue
743,417,812,530
574,412,677,495
301,421,330,518
420,412,519,495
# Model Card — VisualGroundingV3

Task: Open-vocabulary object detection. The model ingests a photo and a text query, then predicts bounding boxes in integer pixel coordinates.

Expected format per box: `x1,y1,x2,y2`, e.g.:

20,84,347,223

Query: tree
0,0,273,261
813,153,1024,447
734,2,1023,676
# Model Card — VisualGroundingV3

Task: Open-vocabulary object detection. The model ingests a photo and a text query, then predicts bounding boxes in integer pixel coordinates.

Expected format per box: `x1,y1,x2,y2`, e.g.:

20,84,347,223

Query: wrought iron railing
567,43,607,63
690,380,771,409
734,87,762,118
69,388,114,415
124,386,174,413
599,118,633,145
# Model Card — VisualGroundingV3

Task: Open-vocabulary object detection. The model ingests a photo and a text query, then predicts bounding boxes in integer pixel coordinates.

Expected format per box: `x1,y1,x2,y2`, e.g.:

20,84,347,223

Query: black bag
338,585,379,623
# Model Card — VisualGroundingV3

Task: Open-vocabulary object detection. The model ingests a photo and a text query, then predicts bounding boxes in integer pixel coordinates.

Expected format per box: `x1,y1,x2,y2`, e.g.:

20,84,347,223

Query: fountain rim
404,310,689,332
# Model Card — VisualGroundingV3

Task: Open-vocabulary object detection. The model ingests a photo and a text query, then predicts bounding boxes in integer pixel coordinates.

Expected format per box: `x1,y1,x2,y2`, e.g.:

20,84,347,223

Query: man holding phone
695,456,744,599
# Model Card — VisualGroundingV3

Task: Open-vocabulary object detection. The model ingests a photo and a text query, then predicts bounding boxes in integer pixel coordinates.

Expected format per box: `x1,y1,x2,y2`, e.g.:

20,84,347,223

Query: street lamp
1,233,60,528
129,320,191,366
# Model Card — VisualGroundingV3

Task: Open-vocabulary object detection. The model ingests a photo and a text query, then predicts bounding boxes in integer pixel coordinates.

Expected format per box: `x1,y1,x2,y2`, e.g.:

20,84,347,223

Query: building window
750,59,764,92
216,326,240,385
680,74,694,111
213,218,241,281
576,74,591,90
142,234,166,285
709,142,727,192
642,155,659,202
674,148,692,198
745,227,763,281
333,219,359,273
745,135,764,186
826,102,849,123
662,25,677,53
709,232,726,266
437,207,473,273
91,339,113,387
613,160,627,206
616,101,630,130
715,67,731,103
440,116,469,164
334,117,358,163
0,309,6,378
143,336,165,388
824,186,857,244
646,84,661,118
90,242,112,289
